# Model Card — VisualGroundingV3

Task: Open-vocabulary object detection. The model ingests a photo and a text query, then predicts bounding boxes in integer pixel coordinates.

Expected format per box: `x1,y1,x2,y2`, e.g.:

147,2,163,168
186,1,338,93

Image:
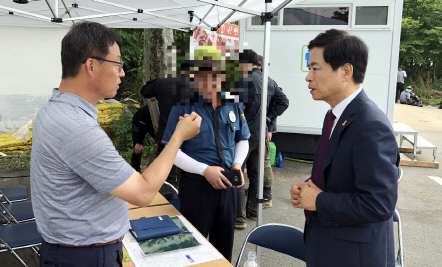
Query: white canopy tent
0,0,302,29
0,0,306,259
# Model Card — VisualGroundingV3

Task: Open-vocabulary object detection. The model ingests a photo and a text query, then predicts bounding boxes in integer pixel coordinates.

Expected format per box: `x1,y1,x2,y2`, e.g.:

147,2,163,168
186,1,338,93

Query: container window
283,7,349,25
355,6,388,25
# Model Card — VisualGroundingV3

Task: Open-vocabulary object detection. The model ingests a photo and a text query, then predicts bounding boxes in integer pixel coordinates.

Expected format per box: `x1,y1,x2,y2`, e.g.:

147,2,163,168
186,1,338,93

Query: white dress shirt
329,87,362,138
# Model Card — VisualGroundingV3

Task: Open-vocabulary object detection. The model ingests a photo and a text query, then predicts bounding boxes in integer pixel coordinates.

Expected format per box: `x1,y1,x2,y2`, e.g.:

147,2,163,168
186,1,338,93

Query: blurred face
305,47,344,106
95,43,125,98
239,63,253,74
194,71,225,102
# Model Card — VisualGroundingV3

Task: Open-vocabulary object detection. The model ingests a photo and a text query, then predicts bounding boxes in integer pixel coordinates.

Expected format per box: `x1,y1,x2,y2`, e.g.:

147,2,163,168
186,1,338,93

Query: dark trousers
131,120,155,172
132,141,181,200
396,82,404,102
158,144,181,200
237,139,260,222
131,152,142,173
131,125,143,173
179,172,237,262
40,240,123,267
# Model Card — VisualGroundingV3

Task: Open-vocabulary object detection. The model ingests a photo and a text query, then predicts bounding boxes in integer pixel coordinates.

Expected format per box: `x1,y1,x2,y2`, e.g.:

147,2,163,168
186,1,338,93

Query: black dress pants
131,123,144,173
236,139,260,222
40,240,123,267
179,172,237,262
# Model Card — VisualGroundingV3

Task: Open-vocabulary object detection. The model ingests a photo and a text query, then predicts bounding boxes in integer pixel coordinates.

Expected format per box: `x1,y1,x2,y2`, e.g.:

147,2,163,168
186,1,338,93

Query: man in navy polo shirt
162,46,250,261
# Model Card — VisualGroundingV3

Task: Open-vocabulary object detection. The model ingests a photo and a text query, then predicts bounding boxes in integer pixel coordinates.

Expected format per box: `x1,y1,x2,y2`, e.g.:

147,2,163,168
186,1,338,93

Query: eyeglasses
82,56,124,72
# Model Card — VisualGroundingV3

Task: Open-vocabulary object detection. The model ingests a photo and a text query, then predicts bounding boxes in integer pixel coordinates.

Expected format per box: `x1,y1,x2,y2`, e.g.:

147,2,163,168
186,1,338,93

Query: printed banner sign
193,23,240,46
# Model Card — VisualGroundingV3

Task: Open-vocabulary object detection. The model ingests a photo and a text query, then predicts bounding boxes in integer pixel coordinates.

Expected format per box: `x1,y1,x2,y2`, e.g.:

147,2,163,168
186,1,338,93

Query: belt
58,236,124,248
182,171,205,180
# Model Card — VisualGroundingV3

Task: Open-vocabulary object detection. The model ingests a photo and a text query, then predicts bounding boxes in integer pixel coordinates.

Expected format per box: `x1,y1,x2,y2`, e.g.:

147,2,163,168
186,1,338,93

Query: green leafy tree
114,29,145,102
399,0,442,105
400,0,442,90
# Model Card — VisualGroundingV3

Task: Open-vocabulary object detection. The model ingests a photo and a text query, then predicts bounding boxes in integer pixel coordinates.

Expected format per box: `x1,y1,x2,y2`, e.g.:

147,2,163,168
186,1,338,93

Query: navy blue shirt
161,102,250,170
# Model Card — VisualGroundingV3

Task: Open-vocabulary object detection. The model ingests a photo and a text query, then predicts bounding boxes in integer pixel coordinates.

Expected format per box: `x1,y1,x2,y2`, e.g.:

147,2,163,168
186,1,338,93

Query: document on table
123,215,224,267
133,216,200,255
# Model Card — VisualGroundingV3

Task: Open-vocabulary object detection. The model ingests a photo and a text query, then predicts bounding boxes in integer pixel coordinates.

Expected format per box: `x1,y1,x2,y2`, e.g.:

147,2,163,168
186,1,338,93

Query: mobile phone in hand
221,170,242,186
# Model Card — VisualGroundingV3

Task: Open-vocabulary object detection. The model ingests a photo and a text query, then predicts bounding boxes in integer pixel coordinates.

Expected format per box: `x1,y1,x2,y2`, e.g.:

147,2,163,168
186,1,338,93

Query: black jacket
132,106,155,145
244,68,289,140
140,77,192,143
268,85,289,133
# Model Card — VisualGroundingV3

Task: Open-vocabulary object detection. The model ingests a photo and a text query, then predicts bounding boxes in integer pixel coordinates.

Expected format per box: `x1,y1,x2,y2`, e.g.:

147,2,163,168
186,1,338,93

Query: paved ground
1,103,441,267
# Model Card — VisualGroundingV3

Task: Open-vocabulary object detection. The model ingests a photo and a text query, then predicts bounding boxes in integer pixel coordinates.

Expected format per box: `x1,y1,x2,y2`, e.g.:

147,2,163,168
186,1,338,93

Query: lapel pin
342,120,347,126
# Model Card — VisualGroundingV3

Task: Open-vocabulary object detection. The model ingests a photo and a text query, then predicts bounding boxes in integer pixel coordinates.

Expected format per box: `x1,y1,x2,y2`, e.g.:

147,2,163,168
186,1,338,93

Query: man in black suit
290,29,400,267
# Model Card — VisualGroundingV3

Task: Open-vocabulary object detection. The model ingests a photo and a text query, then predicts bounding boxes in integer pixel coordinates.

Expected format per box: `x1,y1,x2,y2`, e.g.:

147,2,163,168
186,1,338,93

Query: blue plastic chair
0,201,34,224
0,221,42,267
0,187,29,203
0,193,34,224
236,223,305,267
393,209,404,267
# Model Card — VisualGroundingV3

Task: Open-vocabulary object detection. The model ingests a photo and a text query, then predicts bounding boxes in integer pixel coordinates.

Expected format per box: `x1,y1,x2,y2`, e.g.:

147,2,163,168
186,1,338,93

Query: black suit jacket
305,90,400,267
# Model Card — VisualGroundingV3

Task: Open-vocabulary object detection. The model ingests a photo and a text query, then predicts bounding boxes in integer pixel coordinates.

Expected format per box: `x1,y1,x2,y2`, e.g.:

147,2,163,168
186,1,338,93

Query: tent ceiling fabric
0,0,305,29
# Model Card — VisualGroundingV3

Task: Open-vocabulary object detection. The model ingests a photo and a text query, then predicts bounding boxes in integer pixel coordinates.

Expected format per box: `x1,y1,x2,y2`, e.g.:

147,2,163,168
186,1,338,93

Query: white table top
393,122,418,134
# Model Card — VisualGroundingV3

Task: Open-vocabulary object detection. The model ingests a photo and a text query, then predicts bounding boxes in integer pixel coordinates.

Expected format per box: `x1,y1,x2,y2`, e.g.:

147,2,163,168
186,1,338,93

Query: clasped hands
290,180,323,211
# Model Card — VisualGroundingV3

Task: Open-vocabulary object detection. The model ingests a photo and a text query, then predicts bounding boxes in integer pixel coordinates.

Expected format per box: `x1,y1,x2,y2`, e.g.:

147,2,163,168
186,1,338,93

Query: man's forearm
141,132,183,193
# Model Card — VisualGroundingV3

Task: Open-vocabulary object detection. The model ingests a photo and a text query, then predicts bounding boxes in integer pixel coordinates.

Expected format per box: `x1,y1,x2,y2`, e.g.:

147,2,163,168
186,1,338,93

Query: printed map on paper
123,215,223,267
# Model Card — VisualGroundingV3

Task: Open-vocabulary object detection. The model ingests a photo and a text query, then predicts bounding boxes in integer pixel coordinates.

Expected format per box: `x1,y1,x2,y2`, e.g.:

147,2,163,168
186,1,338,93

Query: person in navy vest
290,29,400,267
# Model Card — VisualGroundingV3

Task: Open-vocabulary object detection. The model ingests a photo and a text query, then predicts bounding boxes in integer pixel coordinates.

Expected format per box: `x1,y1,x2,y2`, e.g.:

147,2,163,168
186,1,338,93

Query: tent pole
63,12,136,22
217,0,249,28
0,5,52,21
256,0,272,260
76,6,188,32
92,0,211,29
256,0,292,261
43,0,56,19
55,0,58,18
197,0,261,16
194,13,211,28
198,5,215,26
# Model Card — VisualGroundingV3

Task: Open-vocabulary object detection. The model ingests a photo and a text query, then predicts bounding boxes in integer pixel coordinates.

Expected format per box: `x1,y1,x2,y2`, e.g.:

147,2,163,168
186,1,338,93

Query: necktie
305,110,336,223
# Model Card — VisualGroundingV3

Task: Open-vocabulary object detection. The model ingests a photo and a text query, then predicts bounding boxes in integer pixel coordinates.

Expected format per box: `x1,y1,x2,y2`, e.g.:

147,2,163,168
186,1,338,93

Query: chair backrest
164,181,179,195
0,221,43,266
393,209,404,267
236,223,305,267
0,186,29,203
0,207,11,225
0,195,18,224
398,167,403,183
163,182,180,211
0,190,12,204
